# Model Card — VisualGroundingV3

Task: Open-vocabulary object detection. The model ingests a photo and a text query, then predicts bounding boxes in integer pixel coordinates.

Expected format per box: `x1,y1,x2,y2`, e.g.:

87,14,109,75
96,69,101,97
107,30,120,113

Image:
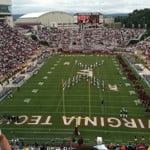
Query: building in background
103,17,115,28
15,11,76,29
0,0,13,27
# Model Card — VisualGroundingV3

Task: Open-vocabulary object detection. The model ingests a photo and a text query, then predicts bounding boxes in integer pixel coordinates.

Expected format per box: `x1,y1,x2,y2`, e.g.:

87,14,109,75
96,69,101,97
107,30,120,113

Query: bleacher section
26,66,39,76
143,74,150,85
12,76,25,85
9,139,150,150
0,87,12,102
37,59,45,65
37,28,146,51
126,57,150,87
134,64,143,72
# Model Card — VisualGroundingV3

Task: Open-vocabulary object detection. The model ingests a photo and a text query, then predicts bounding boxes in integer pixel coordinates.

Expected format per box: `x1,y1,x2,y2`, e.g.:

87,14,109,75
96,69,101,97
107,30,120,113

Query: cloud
12,0,150,14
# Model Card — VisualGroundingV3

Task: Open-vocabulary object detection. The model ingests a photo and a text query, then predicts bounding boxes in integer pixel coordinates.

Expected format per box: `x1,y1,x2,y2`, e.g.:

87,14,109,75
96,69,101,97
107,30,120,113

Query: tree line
115,8,150,29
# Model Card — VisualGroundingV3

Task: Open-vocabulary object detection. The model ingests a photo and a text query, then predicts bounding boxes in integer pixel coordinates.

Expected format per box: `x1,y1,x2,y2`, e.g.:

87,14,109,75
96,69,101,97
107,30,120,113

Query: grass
0,54,149,144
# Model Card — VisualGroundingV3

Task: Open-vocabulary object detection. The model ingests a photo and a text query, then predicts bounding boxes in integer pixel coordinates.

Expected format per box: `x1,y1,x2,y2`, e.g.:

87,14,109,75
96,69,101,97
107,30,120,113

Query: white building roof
20,12,48,18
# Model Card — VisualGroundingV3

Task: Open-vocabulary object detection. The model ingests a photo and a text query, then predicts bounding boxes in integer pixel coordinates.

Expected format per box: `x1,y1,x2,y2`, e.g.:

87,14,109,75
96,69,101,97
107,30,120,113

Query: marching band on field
62,60,105,91
62,74,105,90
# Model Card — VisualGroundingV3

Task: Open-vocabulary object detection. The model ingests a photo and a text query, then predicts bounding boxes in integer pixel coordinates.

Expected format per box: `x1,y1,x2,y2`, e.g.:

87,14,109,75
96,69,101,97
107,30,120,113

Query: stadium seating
12,76,25,85
37,28,145,51
9,138,149,150
0,87,12,102
0,23,41,82
0,22,148,83
136,38,150,56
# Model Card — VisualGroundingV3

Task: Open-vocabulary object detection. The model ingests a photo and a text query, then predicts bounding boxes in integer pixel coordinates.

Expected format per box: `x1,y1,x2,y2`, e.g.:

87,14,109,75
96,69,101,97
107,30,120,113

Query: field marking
1,103,139,109
43,76,48,79
38,82,44,86
125,83,131,87
32,89,38,93
134,99,142,105
24,98,31,103
0,111,145,118
55,98,62,112
122,77,127,80
0,104,141,109
50,128,150,135
129,90,136,95
47,71,52,74
1,127,149,135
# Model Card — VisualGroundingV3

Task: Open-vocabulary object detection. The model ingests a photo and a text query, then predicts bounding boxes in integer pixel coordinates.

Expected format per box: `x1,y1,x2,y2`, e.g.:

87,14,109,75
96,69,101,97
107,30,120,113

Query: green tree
115,8,150,29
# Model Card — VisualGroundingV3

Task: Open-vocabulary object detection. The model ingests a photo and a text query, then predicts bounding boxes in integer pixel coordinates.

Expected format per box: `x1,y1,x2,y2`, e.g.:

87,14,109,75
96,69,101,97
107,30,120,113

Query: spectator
74,126,80,136
114,144,120,150
141,136,145,144
134,136,138,143
77,138,84,147
108,143,113,150
0,133,11,150
94,137,108,150
73,138,85,149
136,144,146,150
120,145,126,150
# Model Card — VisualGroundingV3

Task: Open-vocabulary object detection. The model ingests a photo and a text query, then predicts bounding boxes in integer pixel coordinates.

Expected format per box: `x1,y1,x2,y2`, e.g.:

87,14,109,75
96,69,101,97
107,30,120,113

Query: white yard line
1,127,149,135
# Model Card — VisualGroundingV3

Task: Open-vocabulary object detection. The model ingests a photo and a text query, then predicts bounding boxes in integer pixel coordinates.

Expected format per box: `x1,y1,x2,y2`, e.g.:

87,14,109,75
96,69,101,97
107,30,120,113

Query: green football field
0,54,149,144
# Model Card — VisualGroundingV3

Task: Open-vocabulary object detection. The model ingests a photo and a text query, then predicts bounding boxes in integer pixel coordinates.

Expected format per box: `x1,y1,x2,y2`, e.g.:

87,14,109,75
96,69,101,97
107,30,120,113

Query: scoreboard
76,12,101,25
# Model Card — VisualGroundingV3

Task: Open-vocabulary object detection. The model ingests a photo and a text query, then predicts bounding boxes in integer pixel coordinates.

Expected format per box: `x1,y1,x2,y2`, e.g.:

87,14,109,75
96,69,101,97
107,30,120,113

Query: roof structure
74,12,102,15
20,11,73,19
20,12,48,19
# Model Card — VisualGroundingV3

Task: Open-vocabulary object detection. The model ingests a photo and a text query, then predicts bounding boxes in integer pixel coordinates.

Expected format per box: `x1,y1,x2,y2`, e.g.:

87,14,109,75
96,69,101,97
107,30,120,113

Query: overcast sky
12,0,150,14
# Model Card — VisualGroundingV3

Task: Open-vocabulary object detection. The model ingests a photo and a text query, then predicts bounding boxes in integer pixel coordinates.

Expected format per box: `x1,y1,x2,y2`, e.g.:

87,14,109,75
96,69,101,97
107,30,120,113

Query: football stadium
0,0,150,150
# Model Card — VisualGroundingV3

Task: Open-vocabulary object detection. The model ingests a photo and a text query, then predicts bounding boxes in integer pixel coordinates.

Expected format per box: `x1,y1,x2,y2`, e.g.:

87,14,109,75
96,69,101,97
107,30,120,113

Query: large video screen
78,14,99,24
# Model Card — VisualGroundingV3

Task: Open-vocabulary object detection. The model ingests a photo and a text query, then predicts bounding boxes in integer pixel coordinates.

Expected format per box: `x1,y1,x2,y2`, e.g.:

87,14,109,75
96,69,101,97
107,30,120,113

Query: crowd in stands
37,28,145,51
0,21,149,83
7,136,150,150
1,130,149,150
136,38,150,56
0,23,41,82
